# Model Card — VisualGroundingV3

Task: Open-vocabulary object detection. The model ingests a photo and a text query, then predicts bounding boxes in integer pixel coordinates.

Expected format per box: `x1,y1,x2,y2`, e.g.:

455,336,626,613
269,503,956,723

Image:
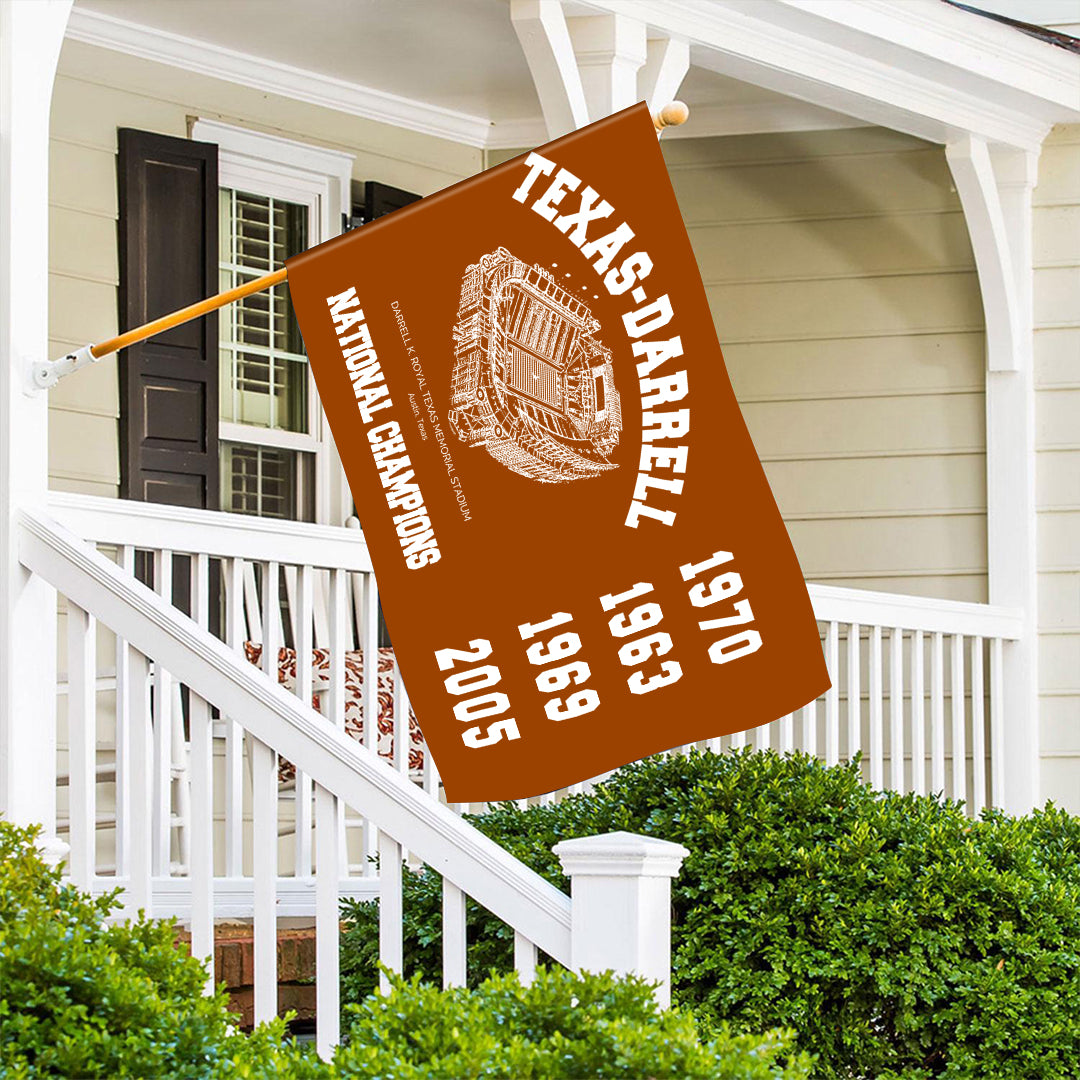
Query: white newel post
554,831,688,1008
0,0,73,846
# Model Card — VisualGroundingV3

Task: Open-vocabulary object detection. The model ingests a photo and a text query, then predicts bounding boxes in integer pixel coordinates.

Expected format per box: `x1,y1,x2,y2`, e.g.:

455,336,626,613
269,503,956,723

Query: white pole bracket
33,344,98,390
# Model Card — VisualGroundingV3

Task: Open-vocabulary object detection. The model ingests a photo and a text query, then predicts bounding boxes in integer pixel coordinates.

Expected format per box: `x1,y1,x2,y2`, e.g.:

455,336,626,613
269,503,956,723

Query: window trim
191,118,355,525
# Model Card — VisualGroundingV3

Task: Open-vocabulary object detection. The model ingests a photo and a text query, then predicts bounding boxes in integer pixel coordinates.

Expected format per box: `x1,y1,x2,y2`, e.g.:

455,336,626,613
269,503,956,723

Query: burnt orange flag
286,102,829,801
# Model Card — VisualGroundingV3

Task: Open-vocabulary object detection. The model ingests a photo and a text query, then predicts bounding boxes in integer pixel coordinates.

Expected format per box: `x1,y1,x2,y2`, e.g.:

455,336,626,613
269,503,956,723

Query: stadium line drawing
448,247,622,483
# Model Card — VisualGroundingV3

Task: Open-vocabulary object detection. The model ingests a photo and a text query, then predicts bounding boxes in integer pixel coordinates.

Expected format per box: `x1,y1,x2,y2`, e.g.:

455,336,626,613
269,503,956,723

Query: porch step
55,762,117,786
57,812,186,831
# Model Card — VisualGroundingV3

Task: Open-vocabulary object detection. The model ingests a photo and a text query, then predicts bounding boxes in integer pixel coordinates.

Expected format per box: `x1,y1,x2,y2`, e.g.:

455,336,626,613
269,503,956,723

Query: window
191,119,354,524
217,186,315,519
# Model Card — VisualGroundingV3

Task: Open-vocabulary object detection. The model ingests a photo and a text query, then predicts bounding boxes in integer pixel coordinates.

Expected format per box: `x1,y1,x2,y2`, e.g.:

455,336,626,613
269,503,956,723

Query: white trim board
67,6,868,151
189,118,355,194
487,99,868,150
66,7,497,148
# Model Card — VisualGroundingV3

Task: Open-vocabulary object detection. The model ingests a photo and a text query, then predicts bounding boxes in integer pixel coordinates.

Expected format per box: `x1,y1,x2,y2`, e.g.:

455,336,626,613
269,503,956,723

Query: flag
285,102,830,802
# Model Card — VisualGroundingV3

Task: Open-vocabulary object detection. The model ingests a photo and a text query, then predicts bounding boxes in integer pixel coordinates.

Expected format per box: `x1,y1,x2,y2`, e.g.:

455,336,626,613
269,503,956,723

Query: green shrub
0,816,795,1080
333,966,811,1079
0,818,322,1079
340,750,1080,1079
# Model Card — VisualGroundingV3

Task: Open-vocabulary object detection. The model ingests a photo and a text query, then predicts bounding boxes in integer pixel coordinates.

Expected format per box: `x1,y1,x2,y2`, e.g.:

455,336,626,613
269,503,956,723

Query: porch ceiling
68,0,879,146
65,0,1080,149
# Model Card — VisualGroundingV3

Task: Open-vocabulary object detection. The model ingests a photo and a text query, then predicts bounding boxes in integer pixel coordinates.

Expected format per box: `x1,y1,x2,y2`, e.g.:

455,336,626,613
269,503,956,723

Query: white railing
29,492,1026,1049
23,504,690,1052
20,506,592,1053
48,491,443,889
676,584,1022,816
48,490,1024,887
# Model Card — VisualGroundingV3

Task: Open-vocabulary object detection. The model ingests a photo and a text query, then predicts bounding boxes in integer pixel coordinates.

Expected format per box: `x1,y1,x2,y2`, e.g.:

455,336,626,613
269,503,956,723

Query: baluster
252,735,278,1024
971,637,986,815
422,725,438,799
801,700,817,758
358,571,379,868
243,562,262,640
350,563,366,652
379,831,403,993
114,544,134,877
868,625,883,789
911,630,926,795
393,672,412,861
294,565,314,878
188,553,214,990
931,631,946,794
171,681,191,877
327,568,349,870
951,634,966,805
847,622,861,764
67,601,96,889
990,638,1005,808
224,557,245,876
779,712,794,754
312,568,331,647
514,932,538,988
442,878,467,988
152,549,173,876
315,783,340,1058
890,627,904,793
729,728,747,751
824,621,839,766
127,648,153,916
394,663,409,776
261,561,282,681
754,717,771,752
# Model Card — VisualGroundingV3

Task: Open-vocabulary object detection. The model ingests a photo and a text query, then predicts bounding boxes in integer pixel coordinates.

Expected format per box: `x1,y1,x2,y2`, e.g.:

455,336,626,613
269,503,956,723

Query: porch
43,489,1023,912
3,0,1079,1059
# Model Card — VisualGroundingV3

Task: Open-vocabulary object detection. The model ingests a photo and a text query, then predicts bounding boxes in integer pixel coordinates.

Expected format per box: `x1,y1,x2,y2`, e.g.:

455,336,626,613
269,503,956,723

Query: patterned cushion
243,643,427,784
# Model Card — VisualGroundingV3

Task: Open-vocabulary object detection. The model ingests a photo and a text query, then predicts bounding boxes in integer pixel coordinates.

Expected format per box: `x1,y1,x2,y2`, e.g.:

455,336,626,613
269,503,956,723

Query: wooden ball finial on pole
653,101,690,132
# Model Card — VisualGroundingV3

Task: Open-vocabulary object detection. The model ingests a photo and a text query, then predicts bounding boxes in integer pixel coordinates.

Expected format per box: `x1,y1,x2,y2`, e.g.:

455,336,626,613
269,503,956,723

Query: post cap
553,831,689,878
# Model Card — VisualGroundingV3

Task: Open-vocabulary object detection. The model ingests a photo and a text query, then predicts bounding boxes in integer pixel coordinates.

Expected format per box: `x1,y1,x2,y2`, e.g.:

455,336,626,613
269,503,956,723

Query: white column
987,147,1040,813
567,14,647,120
512,2,679,141
0,0,73,835
946,138,1041,813
553,831,688,1008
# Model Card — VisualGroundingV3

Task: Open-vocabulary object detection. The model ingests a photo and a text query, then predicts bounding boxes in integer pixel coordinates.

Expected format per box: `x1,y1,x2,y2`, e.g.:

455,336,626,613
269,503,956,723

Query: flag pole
33,266,288,388
35,102,688,389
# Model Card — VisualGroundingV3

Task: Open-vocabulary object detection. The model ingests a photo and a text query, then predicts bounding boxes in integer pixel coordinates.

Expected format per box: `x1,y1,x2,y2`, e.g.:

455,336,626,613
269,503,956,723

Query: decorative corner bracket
945,135,1036,374
32,344,99,390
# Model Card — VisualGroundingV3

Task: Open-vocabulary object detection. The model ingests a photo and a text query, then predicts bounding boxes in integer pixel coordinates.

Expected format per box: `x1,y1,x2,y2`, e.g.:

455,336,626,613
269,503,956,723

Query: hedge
1,816,794,1079
0,818,323,1079
340,750,1080,1079
333,967,811,1078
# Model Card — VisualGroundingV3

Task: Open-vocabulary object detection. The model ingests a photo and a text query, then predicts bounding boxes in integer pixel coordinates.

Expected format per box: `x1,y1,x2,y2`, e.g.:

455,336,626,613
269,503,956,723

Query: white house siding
662,129,988,604
47,38,484,874
1034,123,1080,813
47,37,483,499
493,128,988,603
486,130,993,803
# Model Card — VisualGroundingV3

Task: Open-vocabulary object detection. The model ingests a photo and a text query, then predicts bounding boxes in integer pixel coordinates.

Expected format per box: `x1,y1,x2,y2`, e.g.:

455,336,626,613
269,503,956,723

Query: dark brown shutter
349,181,421,230
118,128,219,509
364,180,422,221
